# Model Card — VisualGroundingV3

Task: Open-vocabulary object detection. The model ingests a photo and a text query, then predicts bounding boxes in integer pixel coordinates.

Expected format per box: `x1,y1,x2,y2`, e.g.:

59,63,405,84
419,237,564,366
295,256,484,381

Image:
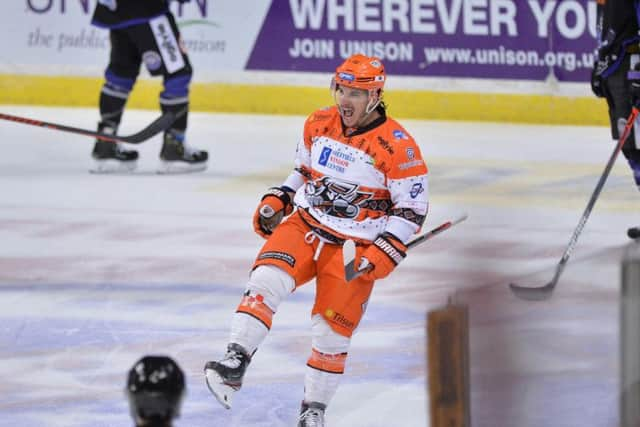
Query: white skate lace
114,143,127,154
182,141,202,157
220,351,243,369
299,408,324,427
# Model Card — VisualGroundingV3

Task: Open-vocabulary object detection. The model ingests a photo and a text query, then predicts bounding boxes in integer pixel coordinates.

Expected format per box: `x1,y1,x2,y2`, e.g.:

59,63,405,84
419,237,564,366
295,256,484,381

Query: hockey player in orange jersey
204,54,429,426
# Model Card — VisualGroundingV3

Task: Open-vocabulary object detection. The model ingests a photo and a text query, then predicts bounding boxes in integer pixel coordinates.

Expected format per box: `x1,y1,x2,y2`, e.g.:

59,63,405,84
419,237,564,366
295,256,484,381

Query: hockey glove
591,52,611,98
358,232,407,282
252,187,294,239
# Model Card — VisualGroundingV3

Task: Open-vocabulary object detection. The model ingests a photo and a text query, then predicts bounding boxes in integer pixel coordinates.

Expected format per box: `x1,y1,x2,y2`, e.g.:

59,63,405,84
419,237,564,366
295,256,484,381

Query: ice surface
0,106,635,426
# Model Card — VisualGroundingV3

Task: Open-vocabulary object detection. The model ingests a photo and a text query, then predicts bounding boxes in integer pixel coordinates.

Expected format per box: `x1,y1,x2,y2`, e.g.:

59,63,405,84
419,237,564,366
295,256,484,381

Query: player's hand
591,53,610,98
358,233,407,282
252,187,294,239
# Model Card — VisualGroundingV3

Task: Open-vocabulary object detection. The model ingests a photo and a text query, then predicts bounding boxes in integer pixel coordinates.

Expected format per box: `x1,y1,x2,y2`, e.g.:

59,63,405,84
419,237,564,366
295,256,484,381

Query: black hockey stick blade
0,111,176,144
508,281,555,301
344,213,468,282
509,259,566,301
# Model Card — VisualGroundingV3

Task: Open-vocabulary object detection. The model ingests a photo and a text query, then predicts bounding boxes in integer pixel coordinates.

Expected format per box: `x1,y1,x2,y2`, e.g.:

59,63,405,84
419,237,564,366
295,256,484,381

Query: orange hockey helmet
334,54,386,91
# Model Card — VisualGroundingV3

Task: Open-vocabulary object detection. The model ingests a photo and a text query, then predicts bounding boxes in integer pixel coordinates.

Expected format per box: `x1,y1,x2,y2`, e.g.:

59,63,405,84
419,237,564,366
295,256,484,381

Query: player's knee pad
307,315,350,374
236,265,294,330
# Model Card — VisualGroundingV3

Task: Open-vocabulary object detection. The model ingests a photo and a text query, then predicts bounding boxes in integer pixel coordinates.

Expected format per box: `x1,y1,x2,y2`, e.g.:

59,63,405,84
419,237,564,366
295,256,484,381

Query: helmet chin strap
365,90,381,115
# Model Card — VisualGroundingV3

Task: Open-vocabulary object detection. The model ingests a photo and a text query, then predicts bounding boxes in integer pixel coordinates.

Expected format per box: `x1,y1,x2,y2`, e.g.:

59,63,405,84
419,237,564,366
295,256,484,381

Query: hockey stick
0,111,176,144
509,106,640,301
344,213,468,282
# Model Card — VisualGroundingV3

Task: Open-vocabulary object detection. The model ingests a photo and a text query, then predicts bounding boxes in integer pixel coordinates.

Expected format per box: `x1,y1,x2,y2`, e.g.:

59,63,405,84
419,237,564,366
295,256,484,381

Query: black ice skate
298,401,326,427
204,343,251,409
158,129,208,174
628,227,640,239
90,124,138,173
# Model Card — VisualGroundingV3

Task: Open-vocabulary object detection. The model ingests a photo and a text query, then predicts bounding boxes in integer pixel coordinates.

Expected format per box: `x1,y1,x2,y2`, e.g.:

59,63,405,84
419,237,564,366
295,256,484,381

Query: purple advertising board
246,0,597,82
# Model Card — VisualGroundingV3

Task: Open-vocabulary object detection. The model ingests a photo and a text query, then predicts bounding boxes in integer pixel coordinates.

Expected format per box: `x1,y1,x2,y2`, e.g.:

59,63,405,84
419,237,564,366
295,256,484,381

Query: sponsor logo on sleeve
406,147,415,160
393,129,409,140
410,183,424,198
398,160,424,170
398,148,423,170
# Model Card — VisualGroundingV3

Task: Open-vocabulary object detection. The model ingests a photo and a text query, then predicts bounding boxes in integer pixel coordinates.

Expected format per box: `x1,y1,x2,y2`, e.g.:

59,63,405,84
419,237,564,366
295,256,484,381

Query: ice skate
157,130,208,174
298,401,326,427
628,227,640,239
90,124,138,173
204,343,250,409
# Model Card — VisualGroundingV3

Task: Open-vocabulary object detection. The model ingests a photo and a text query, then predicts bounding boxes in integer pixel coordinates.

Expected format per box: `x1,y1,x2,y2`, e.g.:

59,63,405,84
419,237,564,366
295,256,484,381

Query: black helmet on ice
126,355,185,423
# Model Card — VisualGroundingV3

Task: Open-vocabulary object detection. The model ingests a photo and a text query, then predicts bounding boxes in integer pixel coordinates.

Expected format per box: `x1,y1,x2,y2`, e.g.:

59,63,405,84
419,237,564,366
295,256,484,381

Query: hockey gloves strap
253,187,294,239
359,232,407,282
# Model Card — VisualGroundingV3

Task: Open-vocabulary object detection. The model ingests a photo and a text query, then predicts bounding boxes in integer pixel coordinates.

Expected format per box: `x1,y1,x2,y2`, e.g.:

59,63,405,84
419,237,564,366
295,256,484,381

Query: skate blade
90,159,137,174
157,160,207,175
204,369,236,409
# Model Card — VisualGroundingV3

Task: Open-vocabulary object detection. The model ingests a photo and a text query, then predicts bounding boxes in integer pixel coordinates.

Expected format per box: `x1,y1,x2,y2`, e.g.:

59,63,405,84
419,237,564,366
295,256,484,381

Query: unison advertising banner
247,0,598,82
2,0,270,74
2,1,596,84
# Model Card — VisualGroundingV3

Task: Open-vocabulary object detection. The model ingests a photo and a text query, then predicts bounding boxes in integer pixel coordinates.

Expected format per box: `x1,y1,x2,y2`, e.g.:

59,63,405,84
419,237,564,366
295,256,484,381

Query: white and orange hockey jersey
283,105,429,244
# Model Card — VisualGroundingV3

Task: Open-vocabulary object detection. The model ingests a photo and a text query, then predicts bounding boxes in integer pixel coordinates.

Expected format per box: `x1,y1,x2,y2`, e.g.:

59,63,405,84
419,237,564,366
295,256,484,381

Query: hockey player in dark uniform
91,0,208,174
591,0,640,237
126,355,185,427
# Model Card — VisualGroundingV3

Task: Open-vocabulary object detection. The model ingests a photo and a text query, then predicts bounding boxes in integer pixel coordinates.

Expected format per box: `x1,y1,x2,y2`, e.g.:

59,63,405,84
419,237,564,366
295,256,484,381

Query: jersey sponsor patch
406,147,415,160
337,72,355,82
318,147,332,166
398,160,424,170
149,15,185,74
318,146,355,173
398,147,423,170
257,251,295,267
410,183,424,198
393,129,409,140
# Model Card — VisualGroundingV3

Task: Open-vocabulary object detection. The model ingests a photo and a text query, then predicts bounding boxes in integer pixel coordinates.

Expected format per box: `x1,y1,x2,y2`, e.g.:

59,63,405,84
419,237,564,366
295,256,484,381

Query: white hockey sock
229,311,269,355
229,265,295,354
304,365,342,406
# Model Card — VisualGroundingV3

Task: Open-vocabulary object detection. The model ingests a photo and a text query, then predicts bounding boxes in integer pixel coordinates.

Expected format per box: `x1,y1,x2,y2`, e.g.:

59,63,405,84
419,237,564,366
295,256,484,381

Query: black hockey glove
591,50,612,98
252,187,294,239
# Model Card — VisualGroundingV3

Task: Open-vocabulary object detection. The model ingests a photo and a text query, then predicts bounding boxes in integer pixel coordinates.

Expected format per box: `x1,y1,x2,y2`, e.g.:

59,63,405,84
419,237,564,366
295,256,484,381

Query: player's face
335,86,375,129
